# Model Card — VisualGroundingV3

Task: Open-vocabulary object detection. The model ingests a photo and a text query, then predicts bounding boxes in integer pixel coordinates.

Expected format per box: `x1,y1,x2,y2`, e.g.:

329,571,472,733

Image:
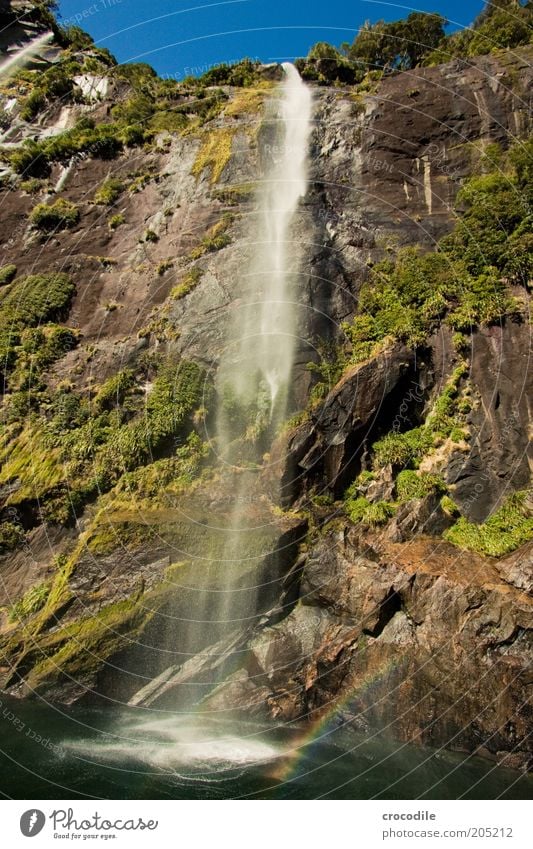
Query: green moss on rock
444,491,533,557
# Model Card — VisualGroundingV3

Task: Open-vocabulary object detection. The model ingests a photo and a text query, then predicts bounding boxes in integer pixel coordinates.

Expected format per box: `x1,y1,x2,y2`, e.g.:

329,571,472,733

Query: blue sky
57,0,486,78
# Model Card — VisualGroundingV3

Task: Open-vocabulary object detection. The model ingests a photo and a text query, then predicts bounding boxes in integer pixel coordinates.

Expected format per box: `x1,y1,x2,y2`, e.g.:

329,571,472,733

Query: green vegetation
0,425,65,507
345,496,396,526
20,88,46,121
224,82,274,116
191,59,261,87
148,110,188,134
16,47,89,122
128,173,153,194
9,582,49,623
0,272,75,376
0,521,24,554
16,558,190,692
307,341,347,404
348,12,446,71
296,3,532,85
109,433,209,507
441,146,533,290
300,140,524,539
425,0,532,64
372,365,467,471
156,259,174,276
171,266,203,300
93,369,136,412
343,141,528,364
189,215,233,259
23,592,151,689
30,198,80,231
342,368,469,529
343,245,513,360
108,213,125,230
0,346,207,529
1,23,268,191
395,470,446,501
372,428,434,469
440,495,460,517
0,264,17,286
297,12,446,84
20,178,45,194
212,183,256,205
4,117,126,176
445,491,533,557
191,127,236,183
94,178,123,205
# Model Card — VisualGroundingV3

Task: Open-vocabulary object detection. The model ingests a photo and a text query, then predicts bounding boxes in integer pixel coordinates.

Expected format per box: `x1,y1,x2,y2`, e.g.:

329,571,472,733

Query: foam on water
64,717,283,773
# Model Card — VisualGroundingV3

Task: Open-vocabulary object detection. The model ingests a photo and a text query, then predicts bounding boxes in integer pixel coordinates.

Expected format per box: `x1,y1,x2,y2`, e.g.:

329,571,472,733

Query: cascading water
124,66,312,758
0,31,54,78
198,61,313,654
217,62,312,441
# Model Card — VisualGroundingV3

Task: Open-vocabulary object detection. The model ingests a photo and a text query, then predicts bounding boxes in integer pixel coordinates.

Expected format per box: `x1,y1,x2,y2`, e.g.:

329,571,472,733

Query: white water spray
203,62,312,643
0,31,53,79
218,62,312,440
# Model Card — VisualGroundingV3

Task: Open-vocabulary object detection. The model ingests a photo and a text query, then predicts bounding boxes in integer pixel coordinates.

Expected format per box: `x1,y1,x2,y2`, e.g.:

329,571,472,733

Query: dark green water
0,696,531,800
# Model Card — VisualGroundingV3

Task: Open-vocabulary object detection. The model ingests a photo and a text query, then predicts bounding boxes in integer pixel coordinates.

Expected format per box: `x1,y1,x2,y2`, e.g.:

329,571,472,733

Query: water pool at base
0,697,531,800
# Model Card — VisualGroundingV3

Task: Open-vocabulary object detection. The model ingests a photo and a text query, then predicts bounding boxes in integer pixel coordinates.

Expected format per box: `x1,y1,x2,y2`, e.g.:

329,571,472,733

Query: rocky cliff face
0,8,531,770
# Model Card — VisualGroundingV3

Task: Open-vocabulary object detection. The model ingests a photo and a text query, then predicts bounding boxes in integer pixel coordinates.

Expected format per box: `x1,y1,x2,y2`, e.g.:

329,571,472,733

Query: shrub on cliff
5,119,128,176
193,59,261,88
0,272,74,329
30,198,80,231
297,43,364,84
8,581,49,622
0,272,75,375
20,89,46,121
343,139,529,363
93,369,136,412
94,179,123,205
0,264,17,286
18,325,78,373
0,521,25,555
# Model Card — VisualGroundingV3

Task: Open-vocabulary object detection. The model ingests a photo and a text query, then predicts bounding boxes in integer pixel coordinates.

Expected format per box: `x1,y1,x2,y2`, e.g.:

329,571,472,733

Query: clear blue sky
56,0,486,79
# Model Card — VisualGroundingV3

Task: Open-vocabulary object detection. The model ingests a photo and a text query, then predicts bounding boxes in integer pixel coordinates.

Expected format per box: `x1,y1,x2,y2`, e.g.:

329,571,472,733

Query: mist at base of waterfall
63,715,283,774
1,699,532,800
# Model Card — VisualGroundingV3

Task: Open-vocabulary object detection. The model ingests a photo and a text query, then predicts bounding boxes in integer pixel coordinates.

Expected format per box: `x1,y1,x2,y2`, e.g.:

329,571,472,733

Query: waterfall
0,31,54,79
129,65,312,719
217,62,312,444
202,61,312,652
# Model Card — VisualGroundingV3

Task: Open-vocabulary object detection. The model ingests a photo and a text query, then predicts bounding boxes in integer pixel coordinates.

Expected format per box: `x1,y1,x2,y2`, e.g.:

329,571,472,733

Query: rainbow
268,656,399,785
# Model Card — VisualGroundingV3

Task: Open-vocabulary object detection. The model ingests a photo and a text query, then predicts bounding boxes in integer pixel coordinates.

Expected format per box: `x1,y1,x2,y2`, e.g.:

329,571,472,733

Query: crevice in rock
332,362,430,498
363,588,402,637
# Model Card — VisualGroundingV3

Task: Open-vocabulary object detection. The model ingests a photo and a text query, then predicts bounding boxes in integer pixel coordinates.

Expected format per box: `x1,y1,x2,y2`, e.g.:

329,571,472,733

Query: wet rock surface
207,531,533,769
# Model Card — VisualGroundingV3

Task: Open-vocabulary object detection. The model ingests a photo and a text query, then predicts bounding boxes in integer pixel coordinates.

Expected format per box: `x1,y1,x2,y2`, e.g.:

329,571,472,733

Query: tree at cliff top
0,1,59,31
347,12,447,71
424,0,532,63
298,11,447,82
299,2,532,84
